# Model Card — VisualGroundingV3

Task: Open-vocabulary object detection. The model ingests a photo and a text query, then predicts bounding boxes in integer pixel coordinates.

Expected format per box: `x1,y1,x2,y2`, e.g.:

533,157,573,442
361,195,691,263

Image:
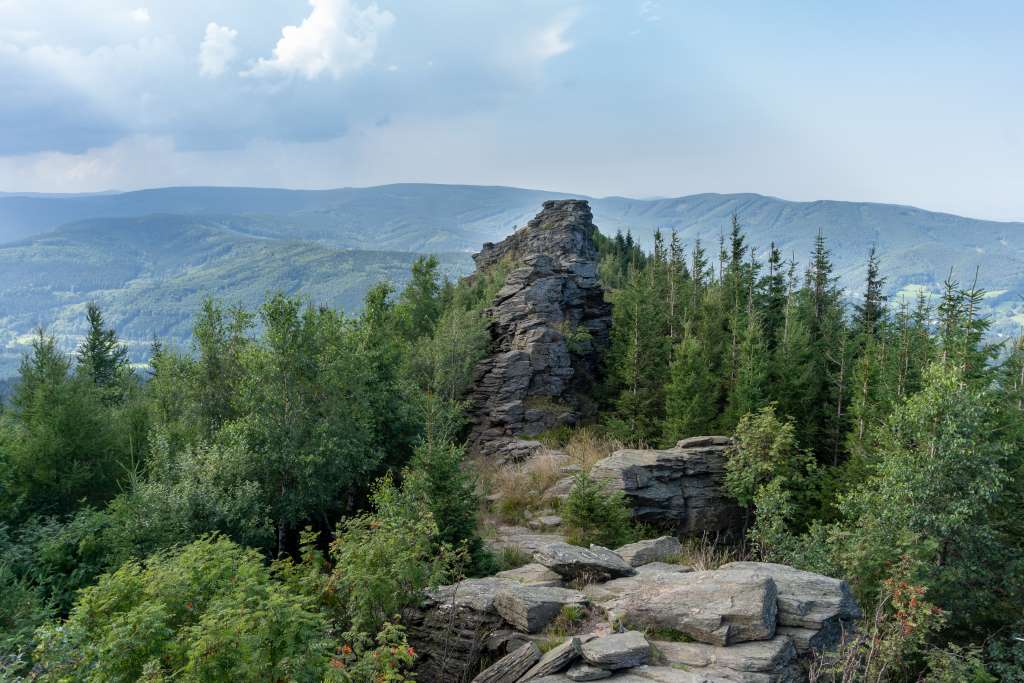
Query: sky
0,0,1022,220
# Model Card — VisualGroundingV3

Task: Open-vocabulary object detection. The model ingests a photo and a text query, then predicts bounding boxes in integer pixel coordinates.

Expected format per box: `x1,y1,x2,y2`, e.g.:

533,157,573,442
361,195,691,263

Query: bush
34,536,334,682
326,619,417,683
0,563,50,675
561,472,639,548
327,475,462,634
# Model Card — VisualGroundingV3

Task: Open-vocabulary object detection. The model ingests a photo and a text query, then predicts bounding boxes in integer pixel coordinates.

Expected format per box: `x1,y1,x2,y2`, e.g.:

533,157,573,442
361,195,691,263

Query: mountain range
1,183,1022,378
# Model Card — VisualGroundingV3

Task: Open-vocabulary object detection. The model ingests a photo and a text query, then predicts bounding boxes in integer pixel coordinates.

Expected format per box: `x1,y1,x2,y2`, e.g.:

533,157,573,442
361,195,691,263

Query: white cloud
130,7,150,24
529,10,577,63
243,0,394,80
198,22,238,78
639,1,661,22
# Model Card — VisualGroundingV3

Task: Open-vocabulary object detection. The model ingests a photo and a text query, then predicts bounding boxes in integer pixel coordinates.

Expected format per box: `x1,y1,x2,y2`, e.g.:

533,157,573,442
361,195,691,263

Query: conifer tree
853,246,887,338
663,333,720,442
76,303,129,390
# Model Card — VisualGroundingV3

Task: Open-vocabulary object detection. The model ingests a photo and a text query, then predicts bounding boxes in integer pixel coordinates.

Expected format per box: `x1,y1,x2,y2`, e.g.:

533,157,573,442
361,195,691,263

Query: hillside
0,215,472,377
2,183,1022,378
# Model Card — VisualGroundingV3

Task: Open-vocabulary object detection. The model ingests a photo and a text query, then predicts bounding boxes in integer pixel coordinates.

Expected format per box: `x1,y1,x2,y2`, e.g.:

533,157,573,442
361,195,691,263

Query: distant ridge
1,183,1022,378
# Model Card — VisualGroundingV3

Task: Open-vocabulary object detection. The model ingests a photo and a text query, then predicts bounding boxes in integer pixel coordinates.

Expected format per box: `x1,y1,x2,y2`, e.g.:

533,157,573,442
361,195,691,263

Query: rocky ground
404,537,861,682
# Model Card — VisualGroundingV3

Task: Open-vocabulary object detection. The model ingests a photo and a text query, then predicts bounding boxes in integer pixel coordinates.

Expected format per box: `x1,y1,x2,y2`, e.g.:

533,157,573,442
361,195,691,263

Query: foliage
808,574,947,683
828,363,1022,636
33,536,334,682
327,475,462,634
402,410,490,574
326,620,417,683
1,329,143,523
561,472,639,548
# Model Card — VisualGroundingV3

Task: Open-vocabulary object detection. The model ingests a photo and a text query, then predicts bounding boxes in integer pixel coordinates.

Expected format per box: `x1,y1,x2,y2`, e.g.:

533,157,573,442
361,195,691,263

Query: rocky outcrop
718,562,862,654
468,200,612,458
406,540,860,682
590,437,743,536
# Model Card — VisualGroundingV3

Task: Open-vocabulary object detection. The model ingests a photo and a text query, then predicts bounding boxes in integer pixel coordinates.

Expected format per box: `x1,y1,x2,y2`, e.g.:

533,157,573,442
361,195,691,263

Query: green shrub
34,536,333,682
561,472,639,548
327,475,462,634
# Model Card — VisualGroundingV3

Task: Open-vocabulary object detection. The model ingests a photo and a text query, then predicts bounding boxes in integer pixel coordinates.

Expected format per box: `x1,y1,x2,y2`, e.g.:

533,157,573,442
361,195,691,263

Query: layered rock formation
590,436,744,536
406,539,860,682
467,200,612,458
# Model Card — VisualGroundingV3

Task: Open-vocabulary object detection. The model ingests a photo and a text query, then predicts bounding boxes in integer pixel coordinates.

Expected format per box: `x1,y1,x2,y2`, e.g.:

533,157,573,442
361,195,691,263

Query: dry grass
672,531,750,571
475,426,624,525
563,426,623,472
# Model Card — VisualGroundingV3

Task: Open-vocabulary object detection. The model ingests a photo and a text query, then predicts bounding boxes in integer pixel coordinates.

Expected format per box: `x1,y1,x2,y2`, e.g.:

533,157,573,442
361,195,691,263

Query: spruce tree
853,246,887,338
76,303,129,390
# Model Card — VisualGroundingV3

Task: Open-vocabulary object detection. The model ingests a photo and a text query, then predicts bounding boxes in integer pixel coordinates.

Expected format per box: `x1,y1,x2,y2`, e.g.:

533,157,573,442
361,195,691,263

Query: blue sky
0,0,1021,219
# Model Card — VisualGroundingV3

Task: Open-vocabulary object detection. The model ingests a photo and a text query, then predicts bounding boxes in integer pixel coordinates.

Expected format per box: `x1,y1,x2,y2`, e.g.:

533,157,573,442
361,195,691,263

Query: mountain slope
0,216,473,376
1,183,1022,378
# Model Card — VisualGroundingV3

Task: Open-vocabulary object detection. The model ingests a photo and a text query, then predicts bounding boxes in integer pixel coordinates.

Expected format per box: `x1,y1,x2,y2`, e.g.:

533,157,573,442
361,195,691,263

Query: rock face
719,562,862,653
655,637,802,683
494,585,588,633
404,577,519,682
468,200,612,457
473,642,542,683
590,437,743,535
605,570,778,646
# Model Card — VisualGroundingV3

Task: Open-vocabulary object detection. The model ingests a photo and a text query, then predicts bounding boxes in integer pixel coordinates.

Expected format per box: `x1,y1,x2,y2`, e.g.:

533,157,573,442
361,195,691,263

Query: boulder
494,585,588,633
615,537,683,567
654,636,802,683
535,543,636,581
467,200,612,457
580,631,651,670
471,642,541,683
495,563,563,588
719,562,862,653
606,570,778,646
589,439,743,536
566,663,613,681
522,635,594,680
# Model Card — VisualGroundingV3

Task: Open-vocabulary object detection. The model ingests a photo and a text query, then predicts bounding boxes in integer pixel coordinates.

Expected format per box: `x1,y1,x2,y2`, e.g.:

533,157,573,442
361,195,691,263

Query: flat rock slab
494,585,588,633
584,565,695,604
472,642,541,683
496,563,564,588
522,635,594,680
654,636,798,682
530,515,564,531
580,631,650,670
615,537,683,567
487,526,567,555
606,570,778,646
535,543,636,581
425,577,522,613
719,561,862,628
566,663,613,681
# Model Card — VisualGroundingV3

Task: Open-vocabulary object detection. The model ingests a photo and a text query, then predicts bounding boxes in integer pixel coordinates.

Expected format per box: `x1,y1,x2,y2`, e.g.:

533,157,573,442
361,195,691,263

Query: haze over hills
1,183,1022,378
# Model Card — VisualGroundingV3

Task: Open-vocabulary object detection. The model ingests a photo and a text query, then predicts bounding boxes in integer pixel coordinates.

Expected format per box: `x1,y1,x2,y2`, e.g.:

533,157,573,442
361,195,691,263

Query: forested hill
1,183,1022,378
